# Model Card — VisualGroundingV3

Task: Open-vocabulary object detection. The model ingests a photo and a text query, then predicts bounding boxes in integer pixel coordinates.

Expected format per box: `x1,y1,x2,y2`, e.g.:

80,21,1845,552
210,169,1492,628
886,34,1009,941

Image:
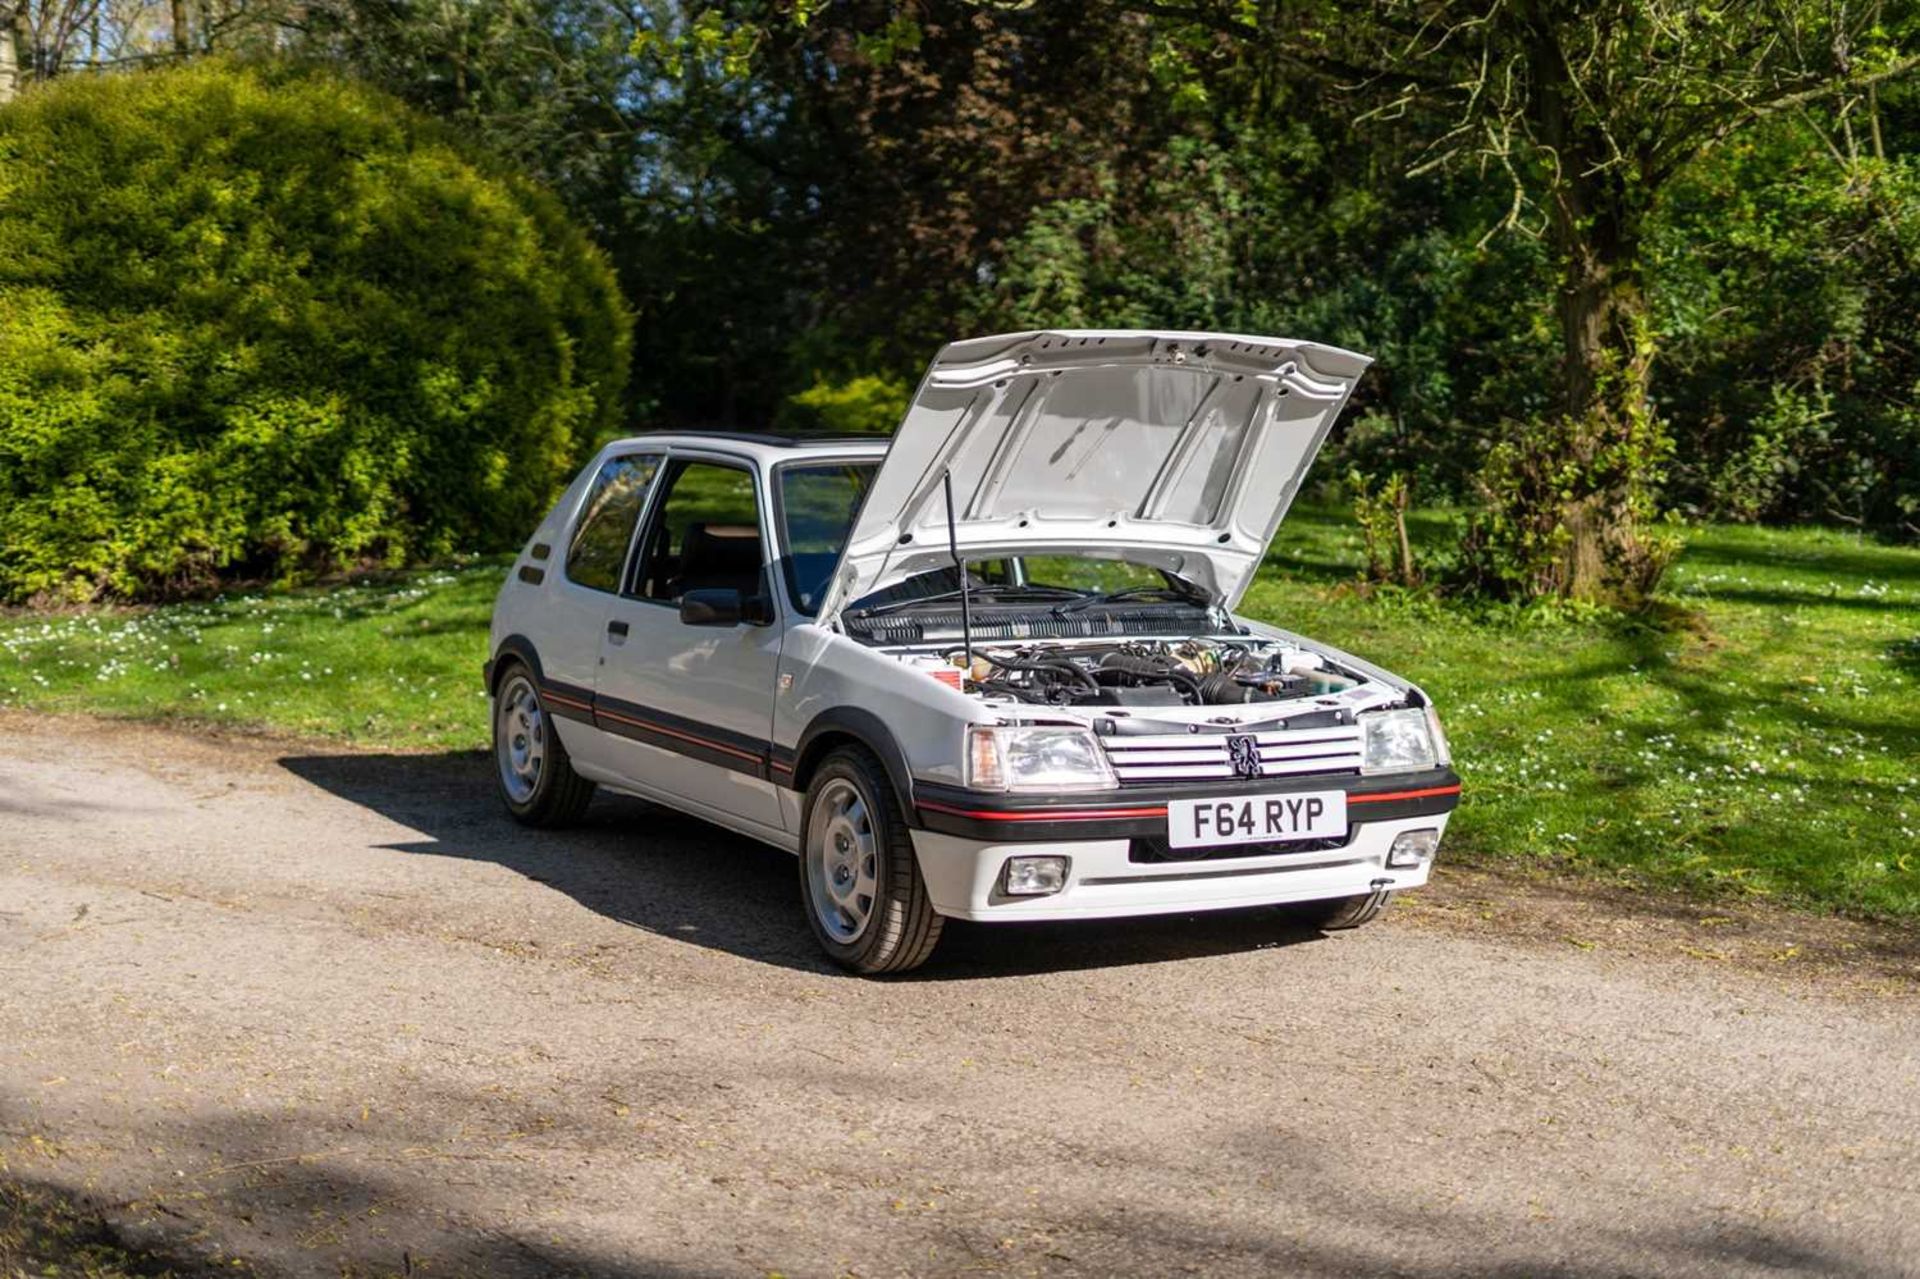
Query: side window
565,454,661,593
633,460,766,603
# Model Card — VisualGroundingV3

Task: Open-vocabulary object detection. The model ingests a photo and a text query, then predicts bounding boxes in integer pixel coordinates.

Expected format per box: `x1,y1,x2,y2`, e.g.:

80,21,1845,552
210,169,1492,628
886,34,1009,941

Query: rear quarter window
566,454,661,592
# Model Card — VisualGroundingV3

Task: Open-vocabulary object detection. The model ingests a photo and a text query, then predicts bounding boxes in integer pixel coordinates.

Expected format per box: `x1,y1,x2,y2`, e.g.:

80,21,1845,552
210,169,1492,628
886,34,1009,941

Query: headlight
1361,707,1437,774
967,725,1118,793
1423,702,1451,767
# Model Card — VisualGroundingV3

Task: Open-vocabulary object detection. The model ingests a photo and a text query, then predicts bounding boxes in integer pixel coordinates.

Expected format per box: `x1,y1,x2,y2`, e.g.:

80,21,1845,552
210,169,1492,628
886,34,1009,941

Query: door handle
606,619,629,641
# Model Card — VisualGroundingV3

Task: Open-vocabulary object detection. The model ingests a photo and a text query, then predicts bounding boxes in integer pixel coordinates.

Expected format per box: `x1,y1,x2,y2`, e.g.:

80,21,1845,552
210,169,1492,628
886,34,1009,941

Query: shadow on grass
1676,585,1915,614
276,751,1333,980
1889,636,1920,678
1259,553,1362,585
1680,532,1920,587
1469,607,1920,907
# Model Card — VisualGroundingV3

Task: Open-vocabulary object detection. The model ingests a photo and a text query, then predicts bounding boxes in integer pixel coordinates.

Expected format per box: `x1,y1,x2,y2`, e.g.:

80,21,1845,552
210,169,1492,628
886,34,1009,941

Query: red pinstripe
593,706,763,764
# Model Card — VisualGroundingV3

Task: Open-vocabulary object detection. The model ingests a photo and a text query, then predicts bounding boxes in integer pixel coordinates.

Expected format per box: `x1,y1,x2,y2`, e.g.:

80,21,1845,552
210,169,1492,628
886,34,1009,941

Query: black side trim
518,565,546,585
787,708,919,824
590,693,771,780
530,542,552,561
537,677,596,725
490,637,781,771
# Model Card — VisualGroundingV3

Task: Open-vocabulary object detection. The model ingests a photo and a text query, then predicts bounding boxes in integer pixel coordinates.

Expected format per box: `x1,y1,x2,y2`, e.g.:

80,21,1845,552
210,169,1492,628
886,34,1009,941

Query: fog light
1386,828,1440,868
1003,855,1070,896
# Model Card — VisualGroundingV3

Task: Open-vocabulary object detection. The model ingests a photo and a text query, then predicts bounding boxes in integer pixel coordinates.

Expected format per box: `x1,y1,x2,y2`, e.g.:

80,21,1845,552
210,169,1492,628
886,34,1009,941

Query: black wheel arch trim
486,635,546,694
785,708,921,826
487,637,597,725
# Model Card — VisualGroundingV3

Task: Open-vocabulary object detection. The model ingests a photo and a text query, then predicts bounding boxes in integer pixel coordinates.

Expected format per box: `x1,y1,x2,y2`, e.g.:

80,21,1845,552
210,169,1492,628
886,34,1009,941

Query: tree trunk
0,1,25,102
171,0,188,55
1551,193,1651,432
1501,12,1673,604
1544,171,1663,600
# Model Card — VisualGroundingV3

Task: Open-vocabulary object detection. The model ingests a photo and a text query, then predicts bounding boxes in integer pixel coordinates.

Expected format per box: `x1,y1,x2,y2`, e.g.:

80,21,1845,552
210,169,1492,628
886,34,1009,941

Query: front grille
1100,725,1364,784
1129,833,1353,864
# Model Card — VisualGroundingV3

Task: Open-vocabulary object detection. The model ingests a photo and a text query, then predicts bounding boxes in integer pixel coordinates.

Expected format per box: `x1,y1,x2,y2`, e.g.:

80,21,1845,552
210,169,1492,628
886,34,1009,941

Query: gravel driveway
2,714,1917,1278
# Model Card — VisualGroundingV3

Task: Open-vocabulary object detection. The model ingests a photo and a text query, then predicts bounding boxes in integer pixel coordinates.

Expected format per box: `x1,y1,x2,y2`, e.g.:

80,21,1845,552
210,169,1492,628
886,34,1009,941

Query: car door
535,449,665,776
594,452,787,837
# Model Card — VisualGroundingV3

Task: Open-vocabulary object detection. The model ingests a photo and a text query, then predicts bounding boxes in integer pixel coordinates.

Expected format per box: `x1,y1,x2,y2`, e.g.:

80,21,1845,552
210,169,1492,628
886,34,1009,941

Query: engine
952,639,1355,709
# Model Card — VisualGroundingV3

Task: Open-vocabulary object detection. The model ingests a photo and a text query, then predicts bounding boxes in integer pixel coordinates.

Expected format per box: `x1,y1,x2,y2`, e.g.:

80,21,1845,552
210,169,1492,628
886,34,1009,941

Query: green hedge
0,63,631,602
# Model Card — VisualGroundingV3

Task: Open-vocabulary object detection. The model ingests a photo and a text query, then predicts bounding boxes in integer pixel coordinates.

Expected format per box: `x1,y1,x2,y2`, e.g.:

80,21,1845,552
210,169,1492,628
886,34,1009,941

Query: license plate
1167,791,1348,850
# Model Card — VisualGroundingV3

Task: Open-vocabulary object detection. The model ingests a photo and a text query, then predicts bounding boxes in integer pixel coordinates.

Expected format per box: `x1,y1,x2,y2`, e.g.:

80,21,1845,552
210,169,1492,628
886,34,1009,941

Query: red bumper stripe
919,782,1460,824
917,800,1171,822
1348,784,1462,804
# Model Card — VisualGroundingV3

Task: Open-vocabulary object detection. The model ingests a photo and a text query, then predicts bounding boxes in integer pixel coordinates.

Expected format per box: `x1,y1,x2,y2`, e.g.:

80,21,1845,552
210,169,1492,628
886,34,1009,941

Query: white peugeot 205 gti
486,330,1459,973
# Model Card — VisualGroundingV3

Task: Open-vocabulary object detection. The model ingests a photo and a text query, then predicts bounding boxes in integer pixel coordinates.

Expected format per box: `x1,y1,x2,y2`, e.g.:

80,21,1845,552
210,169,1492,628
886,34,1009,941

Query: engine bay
925,638,1363,710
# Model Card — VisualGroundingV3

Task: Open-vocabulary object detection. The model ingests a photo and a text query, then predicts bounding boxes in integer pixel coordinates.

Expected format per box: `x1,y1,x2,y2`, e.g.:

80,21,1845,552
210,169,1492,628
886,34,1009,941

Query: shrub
0,62,631,602
1456,409,1682,608
1348,470,1419,588
785,374,911,434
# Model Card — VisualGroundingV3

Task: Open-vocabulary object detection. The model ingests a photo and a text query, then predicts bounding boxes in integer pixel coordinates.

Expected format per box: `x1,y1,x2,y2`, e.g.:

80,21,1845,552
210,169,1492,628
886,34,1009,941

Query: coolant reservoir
905,654,963,690
1278,649,1354,695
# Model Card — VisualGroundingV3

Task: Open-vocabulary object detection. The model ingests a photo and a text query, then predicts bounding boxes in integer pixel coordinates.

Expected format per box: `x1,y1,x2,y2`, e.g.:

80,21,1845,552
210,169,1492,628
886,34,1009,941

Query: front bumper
911,767,1460,841
911,813,1447,921
905,768,1459,922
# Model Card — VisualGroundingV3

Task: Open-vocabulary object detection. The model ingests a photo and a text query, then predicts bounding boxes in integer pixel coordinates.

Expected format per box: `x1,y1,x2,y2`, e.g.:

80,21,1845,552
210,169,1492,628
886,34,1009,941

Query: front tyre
492,664,595,827
799,747,942,975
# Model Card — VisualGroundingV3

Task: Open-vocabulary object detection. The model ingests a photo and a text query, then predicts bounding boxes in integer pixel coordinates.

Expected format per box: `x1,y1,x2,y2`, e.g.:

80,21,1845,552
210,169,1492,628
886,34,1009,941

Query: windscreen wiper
1056,586,1209,613
849,584,1086,618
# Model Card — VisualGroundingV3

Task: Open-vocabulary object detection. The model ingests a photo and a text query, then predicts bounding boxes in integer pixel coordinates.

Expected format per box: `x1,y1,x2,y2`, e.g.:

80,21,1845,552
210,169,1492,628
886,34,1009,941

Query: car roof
604,431,891,464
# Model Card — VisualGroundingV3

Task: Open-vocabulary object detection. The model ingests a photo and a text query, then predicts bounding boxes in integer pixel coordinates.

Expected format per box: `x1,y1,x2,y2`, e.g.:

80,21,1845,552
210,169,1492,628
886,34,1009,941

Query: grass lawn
3,510,1916,919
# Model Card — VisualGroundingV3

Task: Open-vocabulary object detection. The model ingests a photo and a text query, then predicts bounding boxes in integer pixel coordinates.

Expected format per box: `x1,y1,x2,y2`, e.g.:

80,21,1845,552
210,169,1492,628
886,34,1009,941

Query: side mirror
679,588,743,627
742,593,776,626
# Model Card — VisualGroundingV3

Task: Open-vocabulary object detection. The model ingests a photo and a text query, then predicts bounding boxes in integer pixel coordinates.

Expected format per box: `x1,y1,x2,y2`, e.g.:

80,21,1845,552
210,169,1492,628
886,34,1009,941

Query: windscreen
778,460,878,615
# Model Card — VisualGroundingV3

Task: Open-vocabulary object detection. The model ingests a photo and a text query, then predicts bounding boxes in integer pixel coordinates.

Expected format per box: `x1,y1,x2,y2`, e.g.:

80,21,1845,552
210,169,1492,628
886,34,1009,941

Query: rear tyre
799,747,943,975
492,663,596,827
1286,888,1394,931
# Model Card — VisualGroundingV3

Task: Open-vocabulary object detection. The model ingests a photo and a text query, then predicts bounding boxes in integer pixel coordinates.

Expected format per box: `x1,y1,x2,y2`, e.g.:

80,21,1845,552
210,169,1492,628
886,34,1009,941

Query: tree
0,0,296,101
1122,0,1920,601
0,62,631,601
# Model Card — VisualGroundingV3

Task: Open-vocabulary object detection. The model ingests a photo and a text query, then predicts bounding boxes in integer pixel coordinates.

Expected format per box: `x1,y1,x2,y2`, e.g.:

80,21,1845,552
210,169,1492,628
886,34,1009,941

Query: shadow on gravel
0,1171,716,1279
8,1127,1899,1279
2,1176,222,1277
278,751,1332,980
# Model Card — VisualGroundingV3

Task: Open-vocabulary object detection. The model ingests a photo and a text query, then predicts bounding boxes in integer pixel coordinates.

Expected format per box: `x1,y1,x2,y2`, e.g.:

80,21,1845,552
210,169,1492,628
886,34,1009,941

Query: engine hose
985,654,1100,692
1198,670,1269,704
1096,653,1200,699
1096,653,1168,678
